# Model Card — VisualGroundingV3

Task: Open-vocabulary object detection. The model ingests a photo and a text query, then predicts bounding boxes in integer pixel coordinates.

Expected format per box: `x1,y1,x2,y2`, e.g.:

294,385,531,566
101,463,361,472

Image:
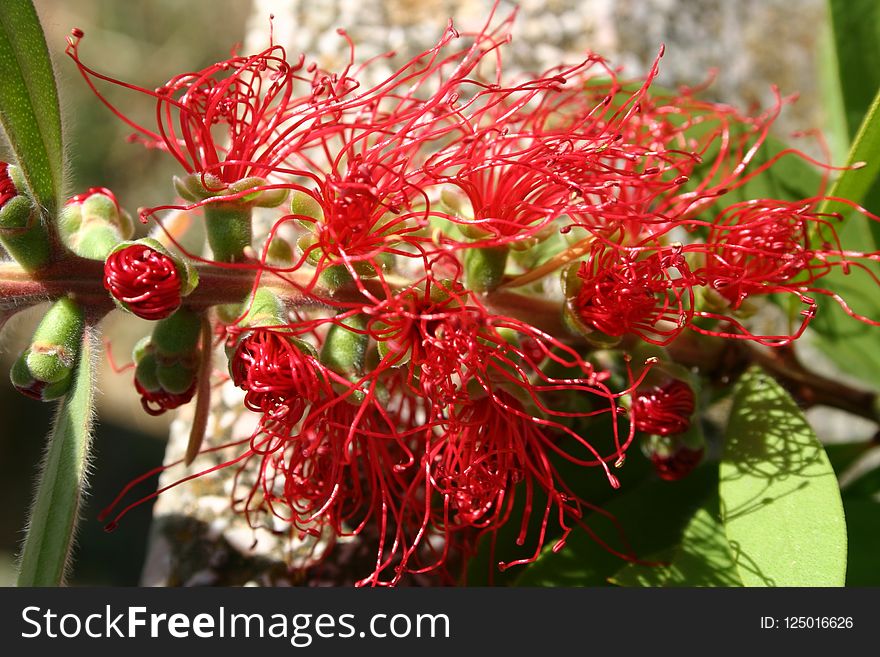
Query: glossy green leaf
610,494,742,587
0,0,64,213
515,466,716,586
828,0,880,141
17,326,97,586
720,367,847,586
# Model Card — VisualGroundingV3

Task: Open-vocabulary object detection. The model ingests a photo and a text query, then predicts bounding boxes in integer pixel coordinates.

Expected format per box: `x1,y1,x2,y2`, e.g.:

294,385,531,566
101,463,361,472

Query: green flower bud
133,350,161,393
156,361,197,395
321,313,369,378
59,188,135,260
10,297,85,401
0,195,52,272
151,308,202,357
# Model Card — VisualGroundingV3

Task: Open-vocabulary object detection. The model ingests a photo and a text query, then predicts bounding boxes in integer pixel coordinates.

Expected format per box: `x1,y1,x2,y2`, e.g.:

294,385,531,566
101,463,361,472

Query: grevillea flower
104,244,182,320
65,32,321,187
571,244,698,345
631,379,696,436
228,328,329,434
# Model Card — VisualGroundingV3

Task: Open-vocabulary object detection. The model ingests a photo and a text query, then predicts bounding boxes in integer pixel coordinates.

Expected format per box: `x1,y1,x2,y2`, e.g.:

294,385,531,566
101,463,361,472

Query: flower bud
10,297,85,401
58,187,134,260
642,427,705,481
0,163,52,271
320,314,369,377
632,379,696,436
131,310,202,415
103,238,197,320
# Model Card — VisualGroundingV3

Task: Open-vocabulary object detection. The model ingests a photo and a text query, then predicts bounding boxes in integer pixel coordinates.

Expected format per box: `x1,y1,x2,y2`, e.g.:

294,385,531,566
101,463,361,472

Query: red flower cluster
82,8,880,585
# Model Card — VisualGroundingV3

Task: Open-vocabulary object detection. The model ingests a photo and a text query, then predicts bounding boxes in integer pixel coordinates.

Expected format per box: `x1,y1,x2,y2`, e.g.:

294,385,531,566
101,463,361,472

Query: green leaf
817,88,880,219
828,0,880,142
17,326,97,586
720,367,847,586
610,493,742,587
514,465,716,586
0,0,64,213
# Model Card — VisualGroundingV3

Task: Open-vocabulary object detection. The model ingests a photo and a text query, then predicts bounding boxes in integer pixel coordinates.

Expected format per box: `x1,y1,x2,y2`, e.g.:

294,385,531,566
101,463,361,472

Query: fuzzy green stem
16,324,96,586
204,203,253,263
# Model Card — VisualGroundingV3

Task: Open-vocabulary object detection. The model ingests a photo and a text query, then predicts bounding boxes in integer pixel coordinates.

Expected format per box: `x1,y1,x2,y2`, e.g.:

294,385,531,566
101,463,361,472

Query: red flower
649,443,705,481
104,244,182,320
573,245,698,345
632,379,695,436
228,328,329,433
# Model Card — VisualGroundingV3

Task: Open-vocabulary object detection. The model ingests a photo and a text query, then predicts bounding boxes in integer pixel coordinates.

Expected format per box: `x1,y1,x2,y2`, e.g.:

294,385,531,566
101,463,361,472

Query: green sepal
290,190,324,228
321,314,369,377
10,350,72,402
131,336,152,364
227,176,288,208
0,194,51,271
173,173,224,202
239,287,286,328
464,245,509,292
265,235,294,266
151,308,201,358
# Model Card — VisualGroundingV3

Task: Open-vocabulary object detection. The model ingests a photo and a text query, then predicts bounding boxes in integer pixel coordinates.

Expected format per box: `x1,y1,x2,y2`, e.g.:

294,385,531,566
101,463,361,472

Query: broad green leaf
720,367,847,586
0,0,64,213
610,494,742,587
515,466,716,586
842,499,880,585
17,326,97,586
828,0,880,141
